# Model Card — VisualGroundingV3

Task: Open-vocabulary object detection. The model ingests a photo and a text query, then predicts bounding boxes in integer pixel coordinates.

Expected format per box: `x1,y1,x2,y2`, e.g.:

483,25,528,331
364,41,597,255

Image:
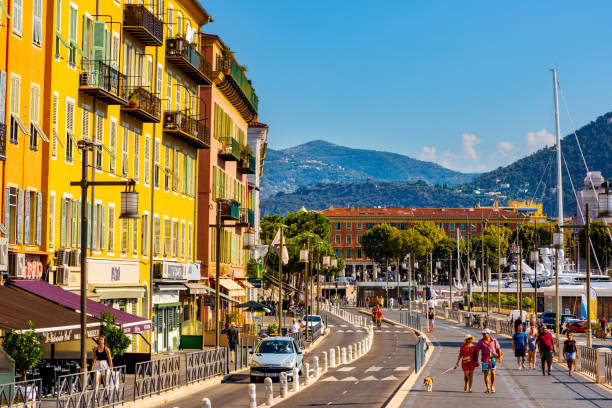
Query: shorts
229,343,237,352
482,358,497,372
514,348,526,358
94,360,110,373
564,352,576,360
428,319,434,324
540,351,553,363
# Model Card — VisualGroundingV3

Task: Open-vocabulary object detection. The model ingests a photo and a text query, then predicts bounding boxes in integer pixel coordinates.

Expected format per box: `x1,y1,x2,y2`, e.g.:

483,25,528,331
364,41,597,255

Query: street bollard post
280,372,288,398
264,377,274,406
322,351,328,372
292,367,300,392
336,346,341,364
348,345,353,362
201,398,212,408
330,348,336,368
304,362,311,385
248,384,257,408
342,347,347,365
314,356,320,377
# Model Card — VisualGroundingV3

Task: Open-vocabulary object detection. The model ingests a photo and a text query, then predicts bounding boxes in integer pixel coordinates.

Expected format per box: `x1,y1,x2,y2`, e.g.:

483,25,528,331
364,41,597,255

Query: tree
361,224,397,267
432,236,457,280
260,214,284,244
411,221,446,245
403,228,433,277
284,211,331,241
100,311,131,357
2,321,43,379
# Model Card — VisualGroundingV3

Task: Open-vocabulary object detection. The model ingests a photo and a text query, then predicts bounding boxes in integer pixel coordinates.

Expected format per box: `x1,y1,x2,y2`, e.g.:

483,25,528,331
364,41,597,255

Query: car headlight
281,359,295,368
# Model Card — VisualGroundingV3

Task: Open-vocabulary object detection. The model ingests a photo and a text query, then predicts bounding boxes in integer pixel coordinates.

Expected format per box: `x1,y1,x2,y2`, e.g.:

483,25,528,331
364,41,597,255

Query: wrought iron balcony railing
237,207,255,227
79,60,127,105
120,86,161,123
218,137,241,162
163,111,211,149
216,55,259,112
123,4,164,46
220,200,240,221
237,153,256,174
166,37,212,85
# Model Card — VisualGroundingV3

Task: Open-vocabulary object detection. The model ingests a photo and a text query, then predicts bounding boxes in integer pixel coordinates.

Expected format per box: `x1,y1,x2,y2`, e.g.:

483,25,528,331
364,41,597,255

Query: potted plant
2,321,43,381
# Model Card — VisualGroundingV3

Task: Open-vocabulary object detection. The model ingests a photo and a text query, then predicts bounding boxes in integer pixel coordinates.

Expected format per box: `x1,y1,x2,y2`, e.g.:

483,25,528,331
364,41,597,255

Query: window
172,149,179,192
460,223,467,230
366,223,373,230
346,222,352,230
164,146,170,191
180,221,185,259
112,33,120,67
5,187,17,244
109,120,117,174
346,235,352,245
167,5,174,38
335,235,340,244
174,79,180,111
24,190,41,245
357,234,362,243
153,216,161,256
357,222,363,230
399,223,407,230
334,222,341,230
108,205,115,253
121,128,129,177
471,223,477,231
51,93,58,158
165,71,172,111
65,100,75,162
153,139,160,188
12,0,22,35
33,0,42,45
346,249,352,259
29,86,40,151
48,193,56,251
335,249,341,257
55,0,62,57
188,222,193,260
176,11,182,36
133,133,139,181
94,113,103,169
182,153,188,195
171,220,178,257
68,3,78,66
141,214,148,256
146,57,153,88
449,222,455,231
120,218,128,255
59,197,76,248
156,64,162,95
163,218,171,256
92,203,105,251
81,107,90,141
9,76,21,144
357,248,363,259
143,134,150,185
132,218,138,256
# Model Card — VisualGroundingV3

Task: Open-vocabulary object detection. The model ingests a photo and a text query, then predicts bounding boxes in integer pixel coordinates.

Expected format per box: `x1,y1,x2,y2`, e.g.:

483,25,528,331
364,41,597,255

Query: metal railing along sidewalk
0,378,41,408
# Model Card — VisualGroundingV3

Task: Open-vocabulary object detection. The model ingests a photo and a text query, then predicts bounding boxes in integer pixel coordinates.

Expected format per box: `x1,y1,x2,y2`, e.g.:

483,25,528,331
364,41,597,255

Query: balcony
218,137,241,161
220,200,240,221
236,208,255,227
214,55,258,122
120,86,161,123
238,153,256,174
79,60,128,105
0,123,6,161
166,37,212,85
123,4,164,46
163,111,211,149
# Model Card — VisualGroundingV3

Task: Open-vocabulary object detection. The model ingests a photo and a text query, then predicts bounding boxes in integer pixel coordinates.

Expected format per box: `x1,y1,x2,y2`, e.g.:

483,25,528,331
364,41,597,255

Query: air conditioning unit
0,238,8,273
56,265,70,285
56,248,71,267
8,253,26,278
70,249,81,267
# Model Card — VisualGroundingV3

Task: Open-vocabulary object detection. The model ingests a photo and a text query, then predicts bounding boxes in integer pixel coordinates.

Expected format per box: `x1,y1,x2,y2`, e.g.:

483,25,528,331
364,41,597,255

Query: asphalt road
154,313,371,408
391,311,612,408
274,311,418,408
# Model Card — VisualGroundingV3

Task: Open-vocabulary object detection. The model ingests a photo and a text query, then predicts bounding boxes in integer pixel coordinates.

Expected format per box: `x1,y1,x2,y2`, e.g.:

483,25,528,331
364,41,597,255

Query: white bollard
201,397,212,408
249,384,257,408
314,356,320,377
330,348,336,368
264,377,274,406
292,367,300,392
322,351,328,372
342,347,347,365
336,346,341,364
304,362,311,385
280,372,288,398
348,345,353,362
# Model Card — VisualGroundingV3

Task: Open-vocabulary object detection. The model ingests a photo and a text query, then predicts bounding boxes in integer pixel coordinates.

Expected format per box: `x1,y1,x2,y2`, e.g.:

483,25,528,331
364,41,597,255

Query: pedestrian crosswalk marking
340,324,347,327
338,366,355,372
341,376,358,381
345,329,354,332
394,366,410,371
328,324,335,328
361,375,378,381
322,376,338,382
365,366,382,372
336,329,344,332
381,375,399,380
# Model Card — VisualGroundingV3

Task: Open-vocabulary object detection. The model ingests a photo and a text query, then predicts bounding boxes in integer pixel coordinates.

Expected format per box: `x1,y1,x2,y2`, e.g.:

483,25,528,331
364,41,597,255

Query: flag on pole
271,228,289,265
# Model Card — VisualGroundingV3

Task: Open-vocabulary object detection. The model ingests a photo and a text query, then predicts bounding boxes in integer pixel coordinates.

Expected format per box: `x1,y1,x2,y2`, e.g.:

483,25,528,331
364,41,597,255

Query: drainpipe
149,43,159,353
2,0,12,245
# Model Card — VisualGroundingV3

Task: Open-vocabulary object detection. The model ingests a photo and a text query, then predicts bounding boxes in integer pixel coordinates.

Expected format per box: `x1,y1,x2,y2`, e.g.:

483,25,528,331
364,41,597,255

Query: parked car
563,318,586,334
302,315,326,336
539,312,557,328
250,337,303,382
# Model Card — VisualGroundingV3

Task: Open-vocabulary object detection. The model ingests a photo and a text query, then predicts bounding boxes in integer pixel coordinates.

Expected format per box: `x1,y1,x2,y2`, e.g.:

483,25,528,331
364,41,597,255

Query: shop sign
40,327,100,344
186,263,201,280
248,278,262,288
24,254,44,280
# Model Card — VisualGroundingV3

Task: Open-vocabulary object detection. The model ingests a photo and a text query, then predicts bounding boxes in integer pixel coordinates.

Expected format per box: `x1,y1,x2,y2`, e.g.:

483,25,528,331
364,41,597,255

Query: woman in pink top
454,334,478,392
475,329,502,393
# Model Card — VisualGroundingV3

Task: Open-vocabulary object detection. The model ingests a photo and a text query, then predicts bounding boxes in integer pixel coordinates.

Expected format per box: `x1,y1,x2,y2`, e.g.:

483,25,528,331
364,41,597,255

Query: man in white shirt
290,319,300,334
427,298,435,309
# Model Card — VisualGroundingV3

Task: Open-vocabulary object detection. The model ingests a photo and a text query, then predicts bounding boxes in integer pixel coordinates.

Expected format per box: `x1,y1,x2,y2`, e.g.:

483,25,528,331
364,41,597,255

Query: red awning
9,280,151,334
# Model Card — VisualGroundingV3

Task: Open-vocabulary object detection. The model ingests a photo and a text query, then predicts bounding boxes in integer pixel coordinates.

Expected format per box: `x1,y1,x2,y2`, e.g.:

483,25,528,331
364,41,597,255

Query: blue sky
201,0,612,173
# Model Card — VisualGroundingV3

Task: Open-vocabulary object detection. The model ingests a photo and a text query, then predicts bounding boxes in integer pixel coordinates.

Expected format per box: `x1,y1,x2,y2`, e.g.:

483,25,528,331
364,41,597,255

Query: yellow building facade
45,0,212,353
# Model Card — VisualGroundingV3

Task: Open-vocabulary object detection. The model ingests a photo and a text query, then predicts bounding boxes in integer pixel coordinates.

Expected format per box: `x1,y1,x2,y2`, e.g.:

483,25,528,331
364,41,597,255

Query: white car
302,315,325,336
250,337,303,382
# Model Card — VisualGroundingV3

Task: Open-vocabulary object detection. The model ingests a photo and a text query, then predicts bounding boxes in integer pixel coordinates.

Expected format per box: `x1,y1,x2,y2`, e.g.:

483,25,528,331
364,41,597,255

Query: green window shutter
82,15,89,60
16,189,23,244
72,199,77,248
36,192,42,246
60,198,66,248
100,204,105,250
92,21,105,62
105,28,110,62
24,192,30,245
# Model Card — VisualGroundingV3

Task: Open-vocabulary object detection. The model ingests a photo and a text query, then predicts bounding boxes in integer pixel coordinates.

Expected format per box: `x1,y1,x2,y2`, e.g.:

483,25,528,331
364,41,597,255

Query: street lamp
499,257,507,313
553,231,564,360
299,244,310,340
530,250,539,316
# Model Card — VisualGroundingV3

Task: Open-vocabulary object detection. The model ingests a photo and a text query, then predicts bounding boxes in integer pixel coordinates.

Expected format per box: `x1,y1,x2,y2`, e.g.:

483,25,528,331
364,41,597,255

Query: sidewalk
384,310,612,408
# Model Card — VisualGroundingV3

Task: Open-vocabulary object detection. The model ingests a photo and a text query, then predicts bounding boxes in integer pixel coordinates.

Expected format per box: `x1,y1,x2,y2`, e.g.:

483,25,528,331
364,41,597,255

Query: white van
509,309,527,322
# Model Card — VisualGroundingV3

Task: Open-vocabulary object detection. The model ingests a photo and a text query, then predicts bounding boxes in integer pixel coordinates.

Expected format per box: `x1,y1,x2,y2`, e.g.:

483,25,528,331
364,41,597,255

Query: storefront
179,263,207,349
153,261,187,353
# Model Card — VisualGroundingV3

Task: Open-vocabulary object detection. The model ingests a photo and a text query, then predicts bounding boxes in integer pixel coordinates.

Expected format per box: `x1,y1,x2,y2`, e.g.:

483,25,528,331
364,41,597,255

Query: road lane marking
365,366,382,372
321,376,338,382
338,366,355,372
341,376,358,381
381,375,399,380
394,366,410,371
342,390,347,395
361,375,378,381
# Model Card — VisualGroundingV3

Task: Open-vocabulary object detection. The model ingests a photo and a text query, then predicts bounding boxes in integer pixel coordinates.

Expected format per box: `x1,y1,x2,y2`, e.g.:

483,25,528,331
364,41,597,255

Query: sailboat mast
552,68,563,227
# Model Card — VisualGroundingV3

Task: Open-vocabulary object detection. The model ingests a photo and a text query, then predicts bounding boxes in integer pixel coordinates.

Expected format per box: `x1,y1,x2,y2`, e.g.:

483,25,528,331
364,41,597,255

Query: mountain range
261,140,476,197
261,111,612,216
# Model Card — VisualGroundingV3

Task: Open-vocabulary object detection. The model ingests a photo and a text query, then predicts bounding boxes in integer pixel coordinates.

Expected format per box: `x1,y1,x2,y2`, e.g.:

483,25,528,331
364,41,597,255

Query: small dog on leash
423,376,433,392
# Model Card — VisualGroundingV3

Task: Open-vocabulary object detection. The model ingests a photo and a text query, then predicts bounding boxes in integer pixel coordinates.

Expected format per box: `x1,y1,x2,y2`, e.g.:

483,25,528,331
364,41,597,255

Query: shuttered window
68,4,78,66
120,218,128,255
163,218,171,257
51,93,58,158
48,193,55,251
133,133,139,181
188,222,193,260
94,113,103,169
132,218,138,256
29,86,40,150
9,76,20,144
154,139,160,188
172,150,179,192
12,0,22,35
165,72,172,111
122,128,129,177
81,107,90,140
109,119,117,174
153,216,161,256
143,134,150,185
33,0,42,45
65,100,75,162
164,146,170,191
171,220,178,257
180,221,185,259
107,205,115,253
141,214,149,256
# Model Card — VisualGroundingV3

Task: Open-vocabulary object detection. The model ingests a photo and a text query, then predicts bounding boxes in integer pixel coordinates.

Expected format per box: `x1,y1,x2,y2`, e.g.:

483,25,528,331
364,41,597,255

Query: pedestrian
513,315,523,334
454,334,477,392
90,335,113,384
474,328,502,393
512,324,527,370
601,316,608,341
427,308,435,333
398,296,403,311
375,306,383,330
563,332,577,376
536,326,556,376
290,318,300,334
227,322,240,363
527,324,537,370
525,321,536,337
428,298,435,310
389,297,394,310
366,296,370,308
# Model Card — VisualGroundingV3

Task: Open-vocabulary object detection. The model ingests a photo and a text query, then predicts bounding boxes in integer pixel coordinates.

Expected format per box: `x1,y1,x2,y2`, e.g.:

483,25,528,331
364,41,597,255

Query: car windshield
305,316,321,322
257,340,294,354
